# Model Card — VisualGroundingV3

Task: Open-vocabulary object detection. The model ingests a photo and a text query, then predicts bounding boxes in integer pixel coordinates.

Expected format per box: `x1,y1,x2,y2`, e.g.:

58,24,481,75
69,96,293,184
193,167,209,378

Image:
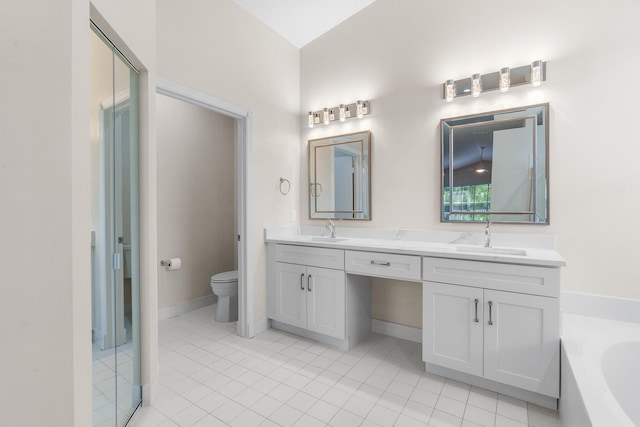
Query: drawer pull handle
474,299,479,323
307,275,312,292
300,273,304,291
370,260,391,267
488,301,494,326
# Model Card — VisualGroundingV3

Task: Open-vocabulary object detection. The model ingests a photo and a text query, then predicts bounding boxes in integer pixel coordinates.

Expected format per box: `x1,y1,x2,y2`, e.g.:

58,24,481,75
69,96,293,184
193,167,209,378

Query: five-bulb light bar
308,100,370,128
444,60,545,102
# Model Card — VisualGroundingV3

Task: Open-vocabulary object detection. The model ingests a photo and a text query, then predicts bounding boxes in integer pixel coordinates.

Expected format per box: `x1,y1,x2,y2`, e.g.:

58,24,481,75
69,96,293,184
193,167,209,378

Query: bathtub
561,313,640,427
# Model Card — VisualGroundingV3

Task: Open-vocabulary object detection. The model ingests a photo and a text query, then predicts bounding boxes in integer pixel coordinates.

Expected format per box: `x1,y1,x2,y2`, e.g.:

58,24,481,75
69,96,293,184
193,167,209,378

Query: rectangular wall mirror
441,103,549,224
309,130,371,220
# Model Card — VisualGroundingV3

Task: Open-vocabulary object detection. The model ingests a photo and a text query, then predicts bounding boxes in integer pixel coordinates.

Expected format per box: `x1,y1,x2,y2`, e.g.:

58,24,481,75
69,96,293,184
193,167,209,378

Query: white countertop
265,226,566,268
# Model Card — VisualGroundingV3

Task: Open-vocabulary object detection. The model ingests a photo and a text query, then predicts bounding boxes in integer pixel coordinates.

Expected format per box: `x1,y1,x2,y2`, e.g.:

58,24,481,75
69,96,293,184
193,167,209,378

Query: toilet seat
211,270,238,284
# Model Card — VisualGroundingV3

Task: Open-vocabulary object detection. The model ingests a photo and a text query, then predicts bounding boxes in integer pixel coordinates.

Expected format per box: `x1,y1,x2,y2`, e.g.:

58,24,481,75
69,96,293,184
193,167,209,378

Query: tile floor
129,305,561,427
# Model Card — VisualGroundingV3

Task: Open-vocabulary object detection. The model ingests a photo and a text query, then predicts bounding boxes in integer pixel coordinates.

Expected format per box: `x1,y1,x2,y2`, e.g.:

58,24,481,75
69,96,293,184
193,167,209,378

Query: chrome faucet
484,220,492,248
326,219,336,238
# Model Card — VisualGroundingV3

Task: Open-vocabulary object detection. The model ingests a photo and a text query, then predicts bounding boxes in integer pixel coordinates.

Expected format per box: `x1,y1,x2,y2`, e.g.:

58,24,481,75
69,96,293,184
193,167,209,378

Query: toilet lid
211,270,238,283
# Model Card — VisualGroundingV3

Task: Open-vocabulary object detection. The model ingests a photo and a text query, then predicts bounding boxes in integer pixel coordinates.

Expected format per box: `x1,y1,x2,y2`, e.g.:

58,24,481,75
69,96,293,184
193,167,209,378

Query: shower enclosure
90,23,141,426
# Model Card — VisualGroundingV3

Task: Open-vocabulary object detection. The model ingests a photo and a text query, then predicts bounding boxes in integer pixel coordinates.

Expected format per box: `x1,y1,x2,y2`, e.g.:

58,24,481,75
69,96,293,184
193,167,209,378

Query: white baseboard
158,295,217,321
253,317,270,336
142,377,159,406
371,319,422,343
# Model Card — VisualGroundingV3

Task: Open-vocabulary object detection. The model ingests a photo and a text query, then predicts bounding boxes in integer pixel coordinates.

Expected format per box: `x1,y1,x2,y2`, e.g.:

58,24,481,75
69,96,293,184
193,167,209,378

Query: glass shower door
90,24,141,426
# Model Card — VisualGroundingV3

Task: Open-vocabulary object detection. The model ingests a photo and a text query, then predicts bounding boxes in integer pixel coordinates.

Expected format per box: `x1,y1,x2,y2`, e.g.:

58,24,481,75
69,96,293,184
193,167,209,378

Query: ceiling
233,0,377,48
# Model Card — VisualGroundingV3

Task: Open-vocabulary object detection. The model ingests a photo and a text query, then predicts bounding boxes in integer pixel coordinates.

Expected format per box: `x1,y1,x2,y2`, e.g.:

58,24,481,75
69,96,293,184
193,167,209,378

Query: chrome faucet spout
326,219,336,238
484,221,492,248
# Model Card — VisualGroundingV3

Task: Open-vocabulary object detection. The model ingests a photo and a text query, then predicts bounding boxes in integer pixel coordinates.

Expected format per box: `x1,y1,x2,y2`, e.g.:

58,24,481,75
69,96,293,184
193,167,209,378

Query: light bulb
471,74,482,97
356,100,363,119
308,111,314,128
323,108,329,125
531,60,542,87
445,79,455,102
339,104,346,122
499,67,510,92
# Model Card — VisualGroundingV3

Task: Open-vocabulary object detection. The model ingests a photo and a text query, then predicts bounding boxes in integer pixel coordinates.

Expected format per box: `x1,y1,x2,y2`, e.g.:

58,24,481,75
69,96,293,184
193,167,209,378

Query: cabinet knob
474,299,479,323
300,273,305,291
307,274,312,292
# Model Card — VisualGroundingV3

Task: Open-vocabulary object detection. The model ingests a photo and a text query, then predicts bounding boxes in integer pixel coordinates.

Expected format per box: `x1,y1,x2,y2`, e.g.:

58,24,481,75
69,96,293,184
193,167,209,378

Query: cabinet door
306,266,346,339
483,289,559,397
274,262,307,329
423,282,484,376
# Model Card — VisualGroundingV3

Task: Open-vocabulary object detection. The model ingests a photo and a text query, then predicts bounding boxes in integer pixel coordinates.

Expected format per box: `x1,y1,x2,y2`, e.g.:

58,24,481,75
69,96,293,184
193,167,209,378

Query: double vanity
265,226,565,408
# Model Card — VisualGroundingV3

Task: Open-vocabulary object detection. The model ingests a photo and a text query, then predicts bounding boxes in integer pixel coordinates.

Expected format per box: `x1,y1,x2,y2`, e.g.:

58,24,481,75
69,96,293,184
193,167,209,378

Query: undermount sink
311,236,348,243
456,246,527,256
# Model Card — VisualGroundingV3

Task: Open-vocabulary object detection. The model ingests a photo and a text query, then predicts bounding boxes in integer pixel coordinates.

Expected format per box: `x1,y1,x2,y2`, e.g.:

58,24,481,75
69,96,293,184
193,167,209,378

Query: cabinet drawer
276,244,344,270
423,257,560,297
345,250,421,281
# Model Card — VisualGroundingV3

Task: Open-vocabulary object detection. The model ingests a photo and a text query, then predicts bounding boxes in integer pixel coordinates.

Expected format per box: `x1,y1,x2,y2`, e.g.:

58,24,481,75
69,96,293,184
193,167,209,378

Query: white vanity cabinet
274,262,345,339
272,244,346,340
422,257,560,400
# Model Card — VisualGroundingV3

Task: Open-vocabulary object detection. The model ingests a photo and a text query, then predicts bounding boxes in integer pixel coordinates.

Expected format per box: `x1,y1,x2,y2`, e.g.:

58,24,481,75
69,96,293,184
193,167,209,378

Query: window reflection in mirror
309,131,371,220
441,104,549,224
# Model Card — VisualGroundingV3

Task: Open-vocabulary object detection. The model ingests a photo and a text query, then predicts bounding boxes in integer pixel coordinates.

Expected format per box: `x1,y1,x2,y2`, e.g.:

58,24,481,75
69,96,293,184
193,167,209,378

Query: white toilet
210,270,238,322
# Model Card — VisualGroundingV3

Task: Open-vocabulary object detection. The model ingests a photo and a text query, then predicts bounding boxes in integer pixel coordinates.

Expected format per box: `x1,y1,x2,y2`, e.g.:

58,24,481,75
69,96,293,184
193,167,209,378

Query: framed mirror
441,103,549,224
309,131,371,220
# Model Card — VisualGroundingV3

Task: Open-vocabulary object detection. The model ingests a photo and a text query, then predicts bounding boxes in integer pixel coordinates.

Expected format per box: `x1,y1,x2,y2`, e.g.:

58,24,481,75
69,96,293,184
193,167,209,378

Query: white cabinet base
425,363,558,410
271,320,352,350
270,273,372,351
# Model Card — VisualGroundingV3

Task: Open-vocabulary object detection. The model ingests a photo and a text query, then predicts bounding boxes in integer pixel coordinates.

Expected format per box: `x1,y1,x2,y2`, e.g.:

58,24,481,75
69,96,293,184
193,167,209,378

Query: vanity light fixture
471,73,482,97
499,67,510,92
443,60,546,101
307,100,370,126
531,60,542,87
445,79,456,102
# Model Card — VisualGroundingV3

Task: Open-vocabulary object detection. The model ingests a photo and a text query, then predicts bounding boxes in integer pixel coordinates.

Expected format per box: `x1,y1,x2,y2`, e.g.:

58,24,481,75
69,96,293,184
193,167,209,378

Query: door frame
156,77,254,338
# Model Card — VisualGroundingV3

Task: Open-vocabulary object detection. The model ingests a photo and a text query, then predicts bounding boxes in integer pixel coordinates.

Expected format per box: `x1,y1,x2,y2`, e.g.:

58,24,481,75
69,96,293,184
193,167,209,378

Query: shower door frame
156,77,255,338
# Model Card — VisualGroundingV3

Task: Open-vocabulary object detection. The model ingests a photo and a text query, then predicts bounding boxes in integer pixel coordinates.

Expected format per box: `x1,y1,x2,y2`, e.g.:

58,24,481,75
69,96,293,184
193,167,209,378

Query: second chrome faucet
326,219,336,238
484,220,492,248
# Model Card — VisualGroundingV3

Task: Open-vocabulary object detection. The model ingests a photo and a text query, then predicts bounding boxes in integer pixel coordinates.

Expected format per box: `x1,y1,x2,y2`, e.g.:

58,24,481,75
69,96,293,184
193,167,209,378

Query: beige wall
0,0,155,424
157,94,236,310
300,0,640,328
372,279,422,328
157,0,301,322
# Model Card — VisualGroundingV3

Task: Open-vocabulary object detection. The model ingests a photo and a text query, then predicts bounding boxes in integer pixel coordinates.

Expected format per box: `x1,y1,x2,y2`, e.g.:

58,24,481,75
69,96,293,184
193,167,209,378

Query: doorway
156,78,254,338
156,94,237,318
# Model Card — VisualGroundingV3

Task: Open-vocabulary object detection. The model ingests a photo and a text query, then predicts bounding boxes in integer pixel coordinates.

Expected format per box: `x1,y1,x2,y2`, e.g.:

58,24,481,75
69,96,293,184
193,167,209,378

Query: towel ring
279,178,291,195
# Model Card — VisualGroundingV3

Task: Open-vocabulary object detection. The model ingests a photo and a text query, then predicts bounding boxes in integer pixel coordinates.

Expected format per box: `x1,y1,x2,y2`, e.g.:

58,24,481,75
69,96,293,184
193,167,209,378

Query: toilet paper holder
160,258,181,270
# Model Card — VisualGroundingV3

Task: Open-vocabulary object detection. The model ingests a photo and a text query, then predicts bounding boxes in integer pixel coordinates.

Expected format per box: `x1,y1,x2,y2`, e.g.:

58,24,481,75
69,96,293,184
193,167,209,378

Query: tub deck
561,313,640,427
